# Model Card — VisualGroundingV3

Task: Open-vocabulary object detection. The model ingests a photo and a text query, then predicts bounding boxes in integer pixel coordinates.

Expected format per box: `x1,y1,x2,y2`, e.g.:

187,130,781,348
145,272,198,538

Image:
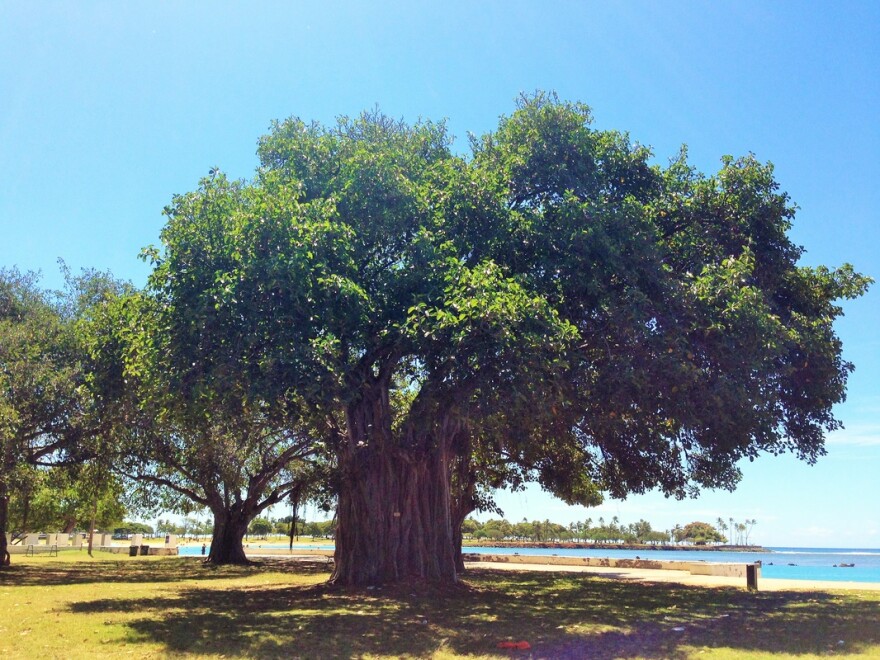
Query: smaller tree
7,465,125,535
248,517,273,538
460,518,479,539
95,253,327,565
305,519,335,539
644,529,670,545
1,267,123,566
677,521,726,545
630,519,653,544
113,521,154,537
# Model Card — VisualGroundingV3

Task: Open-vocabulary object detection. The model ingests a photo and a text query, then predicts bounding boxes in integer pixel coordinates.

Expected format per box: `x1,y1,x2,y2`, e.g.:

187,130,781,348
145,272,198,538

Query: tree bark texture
207,508,251,565
87,500,97,557
0,481,10,567
330,377,460,586
449,450,478,574
332,444,457,585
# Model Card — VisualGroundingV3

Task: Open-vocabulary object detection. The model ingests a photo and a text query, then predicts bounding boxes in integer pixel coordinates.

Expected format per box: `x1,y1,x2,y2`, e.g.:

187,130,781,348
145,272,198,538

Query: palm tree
672,524,683,544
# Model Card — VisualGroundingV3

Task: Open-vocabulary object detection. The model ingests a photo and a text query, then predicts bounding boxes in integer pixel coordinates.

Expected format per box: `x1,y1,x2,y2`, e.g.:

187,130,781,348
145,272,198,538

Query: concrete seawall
100,546,179,556
241,548,755,581
462,552,757,579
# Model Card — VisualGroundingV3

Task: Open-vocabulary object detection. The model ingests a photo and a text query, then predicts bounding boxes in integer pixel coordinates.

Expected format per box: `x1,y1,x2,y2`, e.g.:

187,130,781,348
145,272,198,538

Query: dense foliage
125,93,867,583
6,465,125,534
2,94,868,582
1,267,124,565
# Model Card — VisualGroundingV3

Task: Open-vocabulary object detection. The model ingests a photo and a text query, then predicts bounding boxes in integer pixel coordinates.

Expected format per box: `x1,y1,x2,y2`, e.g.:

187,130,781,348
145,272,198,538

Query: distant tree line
462,516,758,546
715,517,758,546
148,515,337,541
22,510,755,548
245,515,336,540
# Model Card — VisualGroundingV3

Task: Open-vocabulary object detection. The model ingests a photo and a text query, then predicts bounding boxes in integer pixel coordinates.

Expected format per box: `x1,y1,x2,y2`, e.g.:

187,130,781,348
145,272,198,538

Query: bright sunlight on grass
1,552,878,658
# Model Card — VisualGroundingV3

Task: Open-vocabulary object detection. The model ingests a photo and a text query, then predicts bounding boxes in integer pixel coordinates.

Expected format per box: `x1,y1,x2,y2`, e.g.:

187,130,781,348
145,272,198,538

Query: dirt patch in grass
1,555,879,658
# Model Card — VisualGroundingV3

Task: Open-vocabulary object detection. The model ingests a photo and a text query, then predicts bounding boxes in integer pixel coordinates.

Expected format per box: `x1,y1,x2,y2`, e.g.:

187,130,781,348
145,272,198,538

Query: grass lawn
1,552,878,658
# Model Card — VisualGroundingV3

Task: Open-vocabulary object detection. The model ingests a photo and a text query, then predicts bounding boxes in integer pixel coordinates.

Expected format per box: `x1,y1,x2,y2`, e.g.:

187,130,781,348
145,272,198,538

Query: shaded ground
1,556,878,658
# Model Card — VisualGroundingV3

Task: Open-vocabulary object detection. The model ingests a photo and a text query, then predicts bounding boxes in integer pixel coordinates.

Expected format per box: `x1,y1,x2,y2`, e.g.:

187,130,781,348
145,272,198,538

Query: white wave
770,549,880,556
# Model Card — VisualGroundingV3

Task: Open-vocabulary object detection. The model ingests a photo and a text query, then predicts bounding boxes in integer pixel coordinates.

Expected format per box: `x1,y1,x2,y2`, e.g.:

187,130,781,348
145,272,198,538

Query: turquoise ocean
462,546,880,584
182,544,880,584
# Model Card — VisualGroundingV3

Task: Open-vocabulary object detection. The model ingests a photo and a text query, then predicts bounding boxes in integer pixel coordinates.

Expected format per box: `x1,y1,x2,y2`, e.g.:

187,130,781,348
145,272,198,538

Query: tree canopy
6,465,125,535
0,267,124,565
95,285,323,564
6,96,866,579
127,92,867,584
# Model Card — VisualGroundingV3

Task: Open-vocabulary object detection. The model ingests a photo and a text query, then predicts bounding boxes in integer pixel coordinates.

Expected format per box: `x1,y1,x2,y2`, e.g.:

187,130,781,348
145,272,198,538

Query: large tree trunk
330,374,460,586
206,508,251,565
0,481,10,567
332,443,457,585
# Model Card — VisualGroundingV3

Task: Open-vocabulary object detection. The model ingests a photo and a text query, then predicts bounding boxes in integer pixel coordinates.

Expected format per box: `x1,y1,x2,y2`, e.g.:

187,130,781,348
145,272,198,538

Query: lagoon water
462,546,880,584
181,543,880,584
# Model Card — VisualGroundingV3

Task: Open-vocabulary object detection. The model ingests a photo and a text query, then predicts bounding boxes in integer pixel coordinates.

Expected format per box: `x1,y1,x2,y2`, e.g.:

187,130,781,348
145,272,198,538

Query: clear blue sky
2,2,877,547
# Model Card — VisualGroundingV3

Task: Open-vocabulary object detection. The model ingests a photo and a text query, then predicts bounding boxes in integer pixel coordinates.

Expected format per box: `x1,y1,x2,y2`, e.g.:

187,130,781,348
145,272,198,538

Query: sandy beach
241,547,880,592
466,559,880,592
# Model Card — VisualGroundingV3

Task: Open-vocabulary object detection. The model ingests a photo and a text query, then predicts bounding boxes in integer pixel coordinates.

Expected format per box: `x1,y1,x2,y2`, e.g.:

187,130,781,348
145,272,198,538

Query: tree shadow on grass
481,570,880,659
0,556,331,587
69,582,454,657
537,587,880,659
60,566,880,658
